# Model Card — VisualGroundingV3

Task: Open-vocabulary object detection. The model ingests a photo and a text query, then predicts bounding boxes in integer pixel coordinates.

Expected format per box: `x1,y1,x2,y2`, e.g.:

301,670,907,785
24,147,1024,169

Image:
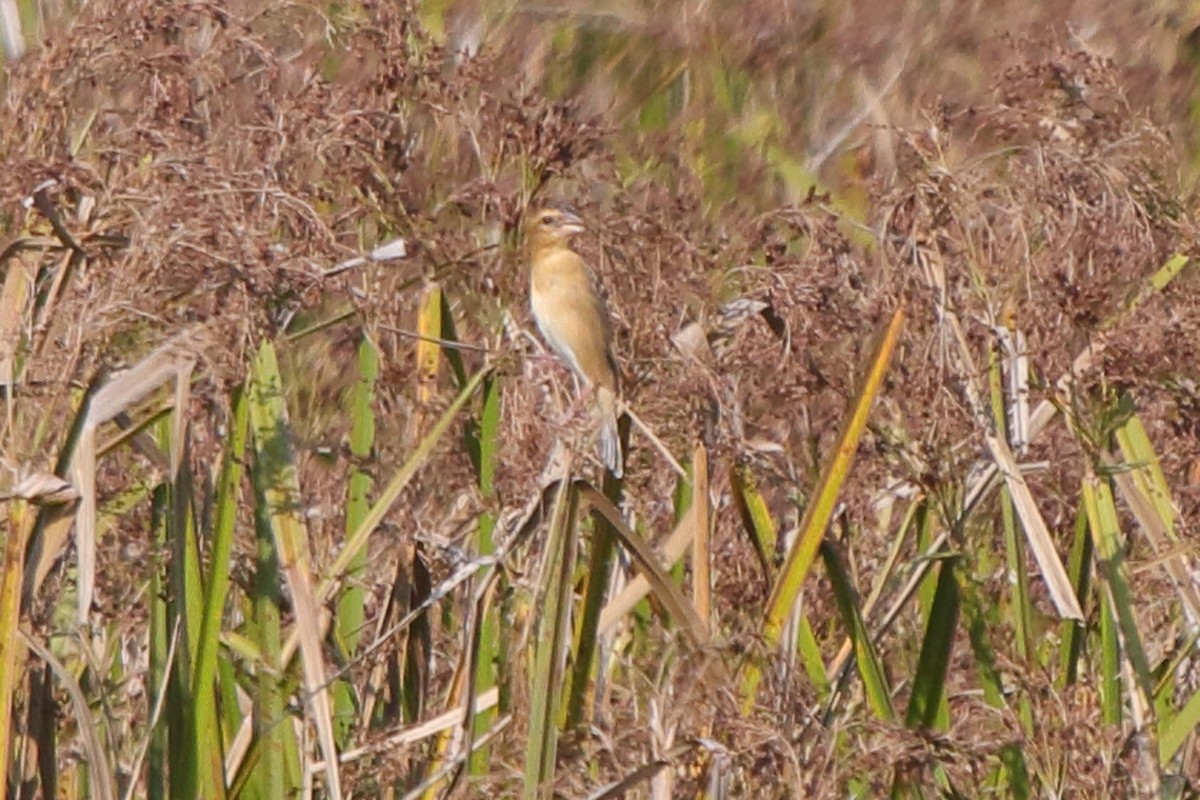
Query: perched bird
526,206,623,477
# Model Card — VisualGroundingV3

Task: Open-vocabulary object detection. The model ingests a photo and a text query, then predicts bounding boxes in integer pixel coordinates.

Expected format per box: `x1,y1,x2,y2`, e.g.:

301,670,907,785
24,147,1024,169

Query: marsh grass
3,1,1200,797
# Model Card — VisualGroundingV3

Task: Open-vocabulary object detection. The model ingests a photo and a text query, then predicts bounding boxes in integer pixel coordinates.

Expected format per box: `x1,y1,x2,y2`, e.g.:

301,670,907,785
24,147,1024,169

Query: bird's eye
541,214,554,225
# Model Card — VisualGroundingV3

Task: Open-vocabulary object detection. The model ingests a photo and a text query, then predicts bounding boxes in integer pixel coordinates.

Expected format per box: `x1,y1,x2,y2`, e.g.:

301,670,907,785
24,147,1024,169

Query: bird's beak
559,211,585,235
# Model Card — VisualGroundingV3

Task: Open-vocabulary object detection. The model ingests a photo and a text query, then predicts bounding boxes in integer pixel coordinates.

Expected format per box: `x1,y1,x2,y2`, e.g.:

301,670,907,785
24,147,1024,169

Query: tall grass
2,1,1200,797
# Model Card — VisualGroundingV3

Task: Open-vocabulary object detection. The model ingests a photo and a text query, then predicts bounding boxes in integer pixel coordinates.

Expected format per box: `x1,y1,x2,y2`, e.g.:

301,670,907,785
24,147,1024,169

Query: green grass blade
1083,475,1156,728
524,477,579,800
1057,504,1092,689
190,386,248,799
745,305,904,710
821,540,895,721
905,559,959,730
470,373,501,772
250,439,287,799
222,365,491,786
730,461,776,583
1097,580,1121,725
795,613,831,701
334,337,378,748
157,414,206,800
147,486,170,800
339,337,378,654
249,341,343,799
1160,686,1200,767
566,419,631,734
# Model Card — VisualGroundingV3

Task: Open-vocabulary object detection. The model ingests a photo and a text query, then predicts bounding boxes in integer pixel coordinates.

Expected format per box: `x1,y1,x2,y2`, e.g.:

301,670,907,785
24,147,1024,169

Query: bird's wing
531,249,619,392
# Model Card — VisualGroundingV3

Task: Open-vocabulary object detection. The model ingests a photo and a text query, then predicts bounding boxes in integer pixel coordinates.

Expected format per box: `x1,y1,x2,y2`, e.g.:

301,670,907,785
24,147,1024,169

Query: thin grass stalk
565,420,630,734
470,375,501,774
744,305,904,710
691,441,711,629
164,423,205,799
147,486,170,800
524,475,579,800
327,365,492,594
250,441,287,799
190,386,249,798
333,337,378,748
989,342,1034,667
0,496,31,797
248,341,343,799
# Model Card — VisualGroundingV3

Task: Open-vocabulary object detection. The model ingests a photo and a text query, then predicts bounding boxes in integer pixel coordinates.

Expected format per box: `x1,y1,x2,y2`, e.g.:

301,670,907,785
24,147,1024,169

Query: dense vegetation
3,0,1200,797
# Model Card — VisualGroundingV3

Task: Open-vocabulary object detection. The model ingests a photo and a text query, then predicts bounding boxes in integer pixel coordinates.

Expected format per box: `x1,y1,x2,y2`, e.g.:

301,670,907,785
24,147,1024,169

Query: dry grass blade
0,497,30,797
1106,460,1200,626
985,434,1084,620
757,304,905,663
20,630,115,800
1110,416,1200,627
67,325,208,623
585,759,671,800
0,250,30,396
598,500,697,634
578,483,711,650
327,688,500,766
0,0,23,60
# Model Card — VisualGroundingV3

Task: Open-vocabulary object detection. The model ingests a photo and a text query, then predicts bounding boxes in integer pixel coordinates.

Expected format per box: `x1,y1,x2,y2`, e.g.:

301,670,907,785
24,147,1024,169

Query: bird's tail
595,386,623,478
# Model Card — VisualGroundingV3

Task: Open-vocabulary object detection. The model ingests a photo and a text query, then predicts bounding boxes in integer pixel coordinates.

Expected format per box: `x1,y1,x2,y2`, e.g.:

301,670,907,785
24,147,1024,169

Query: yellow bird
526,206,623,477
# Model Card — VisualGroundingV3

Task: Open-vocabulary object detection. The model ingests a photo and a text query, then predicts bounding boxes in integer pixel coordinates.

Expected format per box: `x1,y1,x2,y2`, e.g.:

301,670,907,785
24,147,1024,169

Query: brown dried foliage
3,0,1200,796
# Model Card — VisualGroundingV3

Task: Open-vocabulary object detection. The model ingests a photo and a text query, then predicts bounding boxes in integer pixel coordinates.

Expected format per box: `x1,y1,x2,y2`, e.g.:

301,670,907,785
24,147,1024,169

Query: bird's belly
531,289,587,380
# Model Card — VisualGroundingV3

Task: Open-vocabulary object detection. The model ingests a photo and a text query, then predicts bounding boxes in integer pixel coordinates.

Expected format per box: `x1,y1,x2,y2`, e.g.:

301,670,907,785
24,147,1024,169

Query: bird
526,205,623,478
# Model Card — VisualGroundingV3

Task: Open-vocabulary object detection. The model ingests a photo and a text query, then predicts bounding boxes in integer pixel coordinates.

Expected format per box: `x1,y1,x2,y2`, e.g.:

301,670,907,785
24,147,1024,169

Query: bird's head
526,206,585,252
